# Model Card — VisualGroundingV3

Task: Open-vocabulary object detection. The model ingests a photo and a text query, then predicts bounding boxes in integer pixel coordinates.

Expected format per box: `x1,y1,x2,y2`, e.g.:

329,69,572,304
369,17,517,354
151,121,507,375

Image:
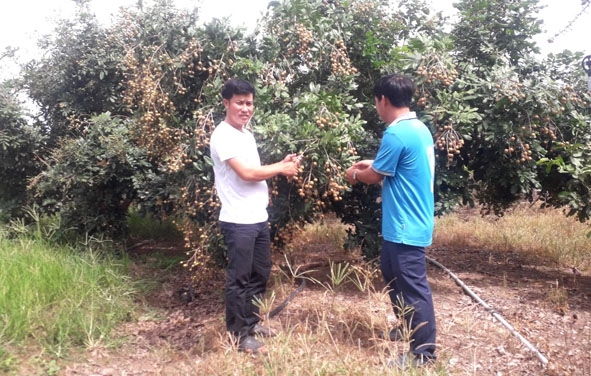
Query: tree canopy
1,0,589,266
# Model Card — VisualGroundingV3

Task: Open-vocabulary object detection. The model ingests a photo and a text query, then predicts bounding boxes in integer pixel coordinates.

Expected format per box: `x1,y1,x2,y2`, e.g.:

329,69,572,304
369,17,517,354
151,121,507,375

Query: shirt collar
387,112,417,127
221,120,248,133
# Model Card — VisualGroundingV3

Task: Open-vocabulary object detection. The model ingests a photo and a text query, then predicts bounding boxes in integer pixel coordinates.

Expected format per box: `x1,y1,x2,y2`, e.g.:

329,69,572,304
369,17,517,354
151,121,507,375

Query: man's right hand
352,159,373,170
280,159,300,177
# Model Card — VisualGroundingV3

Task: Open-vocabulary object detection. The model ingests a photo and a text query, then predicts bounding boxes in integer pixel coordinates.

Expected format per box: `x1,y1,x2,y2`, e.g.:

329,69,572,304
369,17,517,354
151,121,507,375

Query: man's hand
346,166,358,185
352,159,373,170
282,153,300,163
280,153,301,177
346,159,381,185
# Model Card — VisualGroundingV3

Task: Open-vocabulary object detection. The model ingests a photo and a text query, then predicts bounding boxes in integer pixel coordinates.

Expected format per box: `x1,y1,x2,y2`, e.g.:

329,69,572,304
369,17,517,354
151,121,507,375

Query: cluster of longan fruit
288,155,347,208
538,126,558,141
295,24,314,54
283,23,313,58
180,184,223,279
181,184,219,219
176,39,220,78
323,177,345,202
434,123,464,165
493,81,526,104
330,40,358,76
122,48,193,159
133,113,180,159
416,91,432,107
314,114,339,129
503,136,534,164
416,56,457,87
181,221,217,283
558,85,588,107
163,144,186,173
122,57,175,111
272,221,301,251
295,176,316,199
351,0,378,15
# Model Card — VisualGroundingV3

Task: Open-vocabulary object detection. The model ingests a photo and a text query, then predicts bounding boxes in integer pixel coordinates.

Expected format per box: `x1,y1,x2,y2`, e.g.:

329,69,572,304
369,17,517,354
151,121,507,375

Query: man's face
223,93,254,128
374,95,386,122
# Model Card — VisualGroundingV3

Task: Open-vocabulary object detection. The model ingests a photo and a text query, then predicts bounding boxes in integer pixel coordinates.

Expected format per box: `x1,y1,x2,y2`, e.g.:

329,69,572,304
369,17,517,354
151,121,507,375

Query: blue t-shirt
371,112,435,246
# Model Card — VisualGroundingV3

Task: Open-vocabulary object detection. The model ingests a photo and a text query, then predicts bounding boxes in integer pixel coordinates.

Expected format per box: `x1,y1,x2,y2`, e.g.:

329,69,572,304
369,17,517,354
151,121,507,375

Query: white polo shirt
210,121,269,224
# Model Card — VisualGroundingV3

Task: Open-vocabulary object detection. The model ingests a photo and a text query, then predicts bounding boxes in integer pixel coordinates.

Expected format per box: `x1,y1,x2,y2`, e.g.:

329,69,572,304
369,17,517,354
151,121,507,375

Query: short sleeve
372,132,402,177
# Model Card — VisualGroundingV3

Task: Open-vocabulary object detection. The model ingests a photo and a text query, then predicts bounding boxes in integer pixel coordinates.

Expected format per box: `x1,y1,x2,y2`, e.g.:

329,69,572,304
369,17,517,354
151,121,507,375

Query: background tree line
0,0,589,272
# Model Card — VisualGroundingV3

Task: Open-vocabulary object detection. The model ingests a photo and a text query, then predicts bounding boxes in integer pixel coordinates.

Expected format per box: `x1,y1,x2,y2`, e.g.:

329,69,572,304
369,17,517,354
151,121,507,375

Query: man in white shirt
210,78,300,354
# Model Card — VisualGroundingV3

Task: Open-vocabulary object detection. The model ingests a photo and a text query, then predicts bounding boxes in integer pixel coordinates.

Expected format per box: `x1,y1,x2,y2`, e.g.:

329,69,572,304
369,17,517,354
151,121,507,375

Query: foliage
0,83,45,220
8,0,591,265
392,0,590,219
451,0,543,67
29,113,153,239
110,0,370,271
23,5,126,148
539,140,591,223
127,210,183,240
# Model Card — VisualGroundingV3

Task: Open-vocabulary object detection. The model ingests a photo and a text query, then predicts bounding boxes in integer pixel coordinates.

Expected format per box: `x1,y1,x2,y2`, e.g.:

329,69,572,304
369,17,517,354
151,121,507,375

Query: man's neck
224,118,245,131
384,107,410,124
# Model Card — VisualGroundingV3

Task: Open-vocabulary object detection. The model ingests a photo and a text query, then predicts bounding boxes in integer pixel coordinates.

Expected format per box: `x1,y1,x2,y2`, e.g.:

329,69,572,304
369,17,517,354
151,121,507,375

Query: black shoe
388,353,435,369
238,335,267,354
250,323,277,338
378,327,404,341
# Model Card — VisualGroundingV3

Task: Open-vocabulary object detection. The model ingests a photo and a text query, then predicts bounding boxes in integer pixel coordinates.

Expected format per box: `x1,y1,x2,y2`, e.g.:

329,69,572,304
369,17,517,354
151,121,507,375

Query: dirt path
60,243,591,376
427,247,591,375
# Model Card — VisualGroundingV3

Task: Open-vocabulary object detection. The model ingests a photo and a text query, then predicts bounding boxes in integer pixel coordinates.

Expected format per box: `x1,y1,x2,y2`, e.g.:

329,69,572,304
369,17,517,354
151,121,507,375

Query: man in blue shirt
346,74,436,368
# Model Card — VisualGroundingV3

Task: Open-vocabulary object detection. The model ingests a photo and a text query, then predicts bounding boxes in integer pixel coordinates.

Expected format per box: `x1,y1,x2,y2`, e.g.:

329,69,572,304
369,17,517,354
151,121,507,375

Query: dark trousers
381,241,437,359
220,221,272,338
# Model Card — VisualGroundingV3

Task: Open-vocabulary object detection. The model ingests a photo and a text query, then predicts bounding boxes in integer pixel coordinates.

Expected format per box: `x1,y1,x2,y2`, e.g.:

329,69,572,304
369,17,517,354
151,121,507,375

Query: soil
52,238,591,375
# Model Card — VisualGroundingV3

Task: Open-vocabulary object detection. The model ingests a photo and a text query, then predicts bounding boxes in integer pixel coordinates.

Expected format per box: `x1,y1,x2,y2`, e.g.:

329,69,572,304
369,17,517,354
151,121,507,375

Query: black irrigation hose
268,277,307,319
426,256,549,367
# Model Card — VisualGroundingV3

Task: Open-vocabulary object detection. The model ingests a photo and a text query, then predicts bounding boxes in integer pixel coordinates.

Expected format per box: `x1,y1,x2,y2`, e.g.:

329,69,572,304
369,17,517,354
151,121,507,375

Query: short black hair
373,74,414,108
221,78,255,100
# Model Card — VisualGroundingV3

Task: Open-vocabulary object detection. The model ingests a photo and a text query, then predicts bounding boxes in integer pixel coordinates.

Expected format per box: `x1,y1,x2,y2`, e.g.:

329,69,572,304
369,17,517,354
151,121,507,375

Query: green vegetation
0,0,590,371
0,230,138,363
0,0,588,270
127,210,183,240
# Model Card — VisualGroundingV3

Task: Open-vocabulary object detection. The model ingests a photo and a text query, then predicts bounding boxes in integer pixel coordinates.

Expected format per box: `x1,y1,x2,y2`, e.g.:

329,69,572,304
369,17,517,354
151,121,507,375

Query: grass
184,205,591,375
191,262,447,375
127,210,183,240
183,218,449,375
433,202,591,271
3,205,590,374
0,232,139,372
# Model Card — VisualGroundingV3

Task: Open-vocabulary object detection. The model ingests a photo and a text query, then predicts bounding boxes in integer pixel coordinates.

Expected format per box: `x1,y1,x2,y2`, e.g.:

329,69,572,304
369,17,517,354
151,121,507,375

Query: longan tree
16,0,591,268
0,82,45,219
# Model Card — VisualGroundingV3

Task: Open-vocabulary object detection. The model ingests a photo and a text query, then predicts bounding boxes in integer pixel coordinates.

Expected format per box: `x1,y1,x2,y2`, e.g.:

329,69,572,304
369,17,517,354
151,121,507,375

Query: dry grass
189,279,446,375
41,207,591,375
186,218,449,375
433,203,591,271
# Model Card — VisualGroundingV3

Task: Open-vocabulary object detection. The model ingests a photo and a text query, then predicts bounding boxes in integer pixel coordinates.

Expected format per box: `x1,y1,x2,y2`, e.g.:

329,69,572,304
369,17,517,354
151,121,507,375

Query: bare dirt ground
57,238,591,376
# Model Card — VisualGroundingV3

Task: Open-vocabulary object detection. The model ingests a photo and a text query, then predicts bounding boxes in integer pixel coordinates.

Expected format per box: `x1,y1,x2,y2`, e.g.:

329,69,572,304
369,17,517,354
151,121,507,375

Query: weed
326,260,351,291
